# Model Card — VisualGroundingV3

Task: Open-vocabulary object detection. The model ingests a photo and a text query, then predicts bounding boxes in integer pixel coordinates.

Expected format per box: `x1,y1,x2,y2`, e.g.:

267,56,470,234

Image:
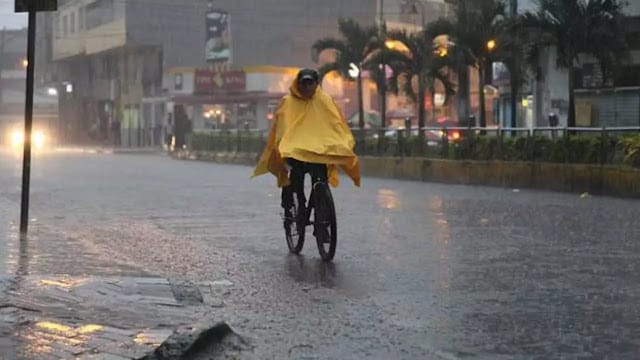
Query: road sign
15,0,57,13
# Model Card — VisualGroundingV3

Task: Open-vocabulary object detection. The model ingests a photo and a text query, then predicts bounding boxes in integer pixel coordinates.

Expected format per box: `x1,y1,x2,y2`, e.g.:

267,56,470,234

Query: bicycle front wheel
312,183,337,261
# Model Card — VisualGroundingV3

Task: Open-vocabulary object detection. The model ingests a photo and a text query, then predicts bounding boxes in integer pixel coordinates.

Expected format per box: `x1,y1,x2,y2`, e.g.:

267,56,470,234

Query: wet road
1,149,639,359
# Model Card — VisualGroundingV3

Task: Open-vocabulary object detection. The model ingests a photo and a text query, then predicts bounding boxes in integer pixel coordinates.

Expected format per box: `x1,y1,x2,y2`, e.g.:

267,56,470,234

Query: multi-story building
49,0,382,145
574,11,640,127
494,0,640,129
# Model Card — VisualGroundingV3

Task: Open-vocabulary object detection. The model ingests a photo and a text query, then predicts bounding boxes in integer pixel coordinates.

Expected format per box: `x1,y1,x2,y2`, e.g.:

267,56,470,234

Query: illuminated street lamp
487,39,497,52
348,63,360,79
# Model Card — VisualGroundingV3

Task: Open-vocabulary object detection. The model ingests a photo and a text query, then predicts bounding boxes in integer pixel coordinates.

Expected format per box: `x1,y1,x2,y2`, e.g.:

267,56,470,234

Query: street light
348,62,360,79
487,39,497,52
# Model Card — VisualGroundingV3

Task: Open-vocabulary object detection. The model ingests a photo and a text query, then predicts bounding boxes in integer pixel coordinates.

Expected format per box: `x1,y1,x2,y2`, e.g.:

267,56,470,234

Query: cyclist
252,68,360,218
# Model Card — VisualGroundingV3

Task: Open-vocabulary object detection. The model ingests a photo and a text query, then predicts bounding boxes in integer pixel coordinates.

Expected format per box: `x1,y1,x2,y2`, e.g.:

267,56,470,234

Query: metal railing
189,126,640,167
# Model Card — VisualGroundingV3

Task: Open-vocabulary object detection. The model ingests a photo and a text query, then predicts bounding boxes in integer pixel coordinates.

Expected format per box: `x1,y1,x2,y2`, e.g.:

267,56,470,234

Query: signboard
492,61,510,86
195,69,246,93
205,9,231,62
15,0,57,12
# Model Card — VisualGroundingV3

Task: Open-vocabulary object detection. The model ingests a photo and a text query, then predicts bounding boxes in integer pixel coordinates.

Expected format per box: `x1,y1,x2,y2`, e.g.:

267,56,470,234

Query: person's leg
281,159,305,210
309,163,328,184
307,163,329,237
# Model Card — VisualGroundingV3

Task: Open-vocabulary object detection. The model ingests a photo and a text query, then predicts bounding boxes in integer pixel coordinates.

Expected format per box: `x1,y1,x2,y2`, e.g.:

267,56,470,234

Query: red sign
195,69,246,93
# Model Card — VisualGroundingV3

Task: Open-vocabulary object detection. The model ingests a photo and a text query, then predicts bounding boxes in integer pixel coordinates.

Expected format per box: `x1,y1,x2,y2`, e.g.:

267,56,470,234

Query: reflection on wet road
1,150,639,358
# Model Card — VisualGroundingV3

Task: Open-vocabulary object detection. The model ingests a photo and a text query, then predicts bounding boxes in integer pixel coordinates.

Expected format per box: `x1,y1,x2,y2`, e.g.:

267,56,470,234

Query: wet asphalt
1,148,639,359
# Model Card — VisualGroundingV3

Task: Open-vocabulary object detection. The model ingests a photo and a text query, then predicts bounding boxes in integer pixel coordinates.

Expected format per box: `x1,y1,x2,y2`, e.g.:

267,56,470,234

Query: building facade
494,0,640,129
47,0,385,145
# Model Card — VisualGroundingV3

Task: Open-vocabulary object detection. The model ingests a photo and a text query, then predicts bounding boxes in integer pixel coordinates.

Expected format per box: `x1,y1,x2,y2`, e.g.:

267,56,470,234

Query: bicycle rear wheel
284,193,305,254
312,183,337,261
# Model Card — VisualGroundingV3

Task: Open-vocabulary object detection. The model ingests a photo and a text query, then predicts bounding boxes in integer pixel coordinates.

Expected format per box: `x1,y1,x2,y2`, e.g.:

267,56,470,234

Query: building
574,13,640,127
494,0,640,129
47,0,385,146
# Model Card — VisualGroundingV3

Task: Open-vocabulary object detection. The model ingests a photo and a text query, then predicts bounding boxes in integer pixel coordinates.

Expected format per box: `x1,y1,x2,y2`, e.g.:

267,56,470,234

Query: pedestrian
174,105,188,150
165,114,174,150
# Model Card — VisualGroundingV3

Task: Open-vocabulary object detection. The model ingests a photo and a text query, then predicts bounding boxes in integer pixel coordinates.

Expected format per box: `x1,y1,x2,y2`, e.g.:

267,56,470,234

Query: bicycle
282,162,337,262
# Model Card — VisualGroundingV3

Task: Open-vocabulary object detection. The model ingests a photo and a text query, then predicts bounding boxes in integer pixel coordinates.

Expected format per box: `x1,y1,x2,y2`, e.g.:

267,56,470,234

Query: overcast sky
0,3,27,30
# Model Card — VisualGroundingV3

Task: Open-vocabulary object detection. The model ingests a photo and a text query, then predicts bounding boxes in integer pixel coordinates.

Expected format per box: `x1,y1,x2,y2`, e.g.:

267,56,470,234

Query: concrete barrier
174,151,640,198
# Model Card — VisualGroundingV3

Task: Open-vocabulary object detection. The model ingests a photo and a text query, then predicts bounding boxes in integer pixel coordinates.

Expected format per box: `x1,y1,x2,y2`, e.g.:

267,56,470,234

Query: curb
140,321,251,359
173,150,640,198
0,275,245,359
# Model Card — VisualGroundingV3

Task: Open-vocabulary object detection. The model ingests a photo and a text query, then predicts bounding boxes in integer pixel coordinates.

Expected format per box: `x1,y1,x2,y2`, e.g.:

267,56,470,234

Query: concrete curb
0,275,245,359
140,321,251,359
173,150,640,198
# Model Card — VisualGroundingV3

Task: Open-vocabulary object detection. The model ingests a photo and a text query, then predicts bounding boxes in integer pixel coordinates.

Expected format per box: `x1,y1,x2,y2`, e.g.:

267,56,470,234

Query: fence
189,126,640,168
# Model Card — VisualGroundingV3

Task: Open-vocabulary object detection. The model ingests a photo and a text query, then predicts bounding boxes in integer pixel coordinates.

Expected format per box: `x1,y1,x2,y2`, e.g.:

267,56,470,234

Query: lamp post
348,62,365,131
379,0,386,132
478,38,497,133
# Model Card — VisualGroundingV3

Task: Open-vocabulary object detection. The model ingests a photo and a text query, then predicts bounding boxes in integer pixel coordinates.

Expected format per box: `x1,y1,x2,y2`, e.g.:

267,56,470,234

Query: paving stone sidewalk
0,275,240,359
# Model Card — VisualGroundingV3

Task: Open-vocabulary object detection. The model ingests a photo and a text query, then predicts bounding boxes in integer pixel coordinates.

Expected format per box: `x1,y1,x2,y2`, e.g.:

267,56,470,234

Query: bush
621,135,640,168
192,130,639,168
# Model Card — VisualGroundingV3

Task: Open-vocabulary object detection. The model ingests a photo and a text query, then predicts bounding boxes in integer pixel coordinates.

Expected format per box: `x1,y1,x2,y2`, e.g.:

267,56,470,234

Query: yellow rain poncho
252,81,360,187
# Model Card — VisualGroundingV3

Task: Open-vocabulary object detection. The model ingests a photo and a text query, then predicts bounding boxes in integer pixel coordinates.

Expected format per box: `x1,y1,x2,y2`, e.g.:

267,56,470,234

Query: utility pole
19,4,37,235
15,0,57,236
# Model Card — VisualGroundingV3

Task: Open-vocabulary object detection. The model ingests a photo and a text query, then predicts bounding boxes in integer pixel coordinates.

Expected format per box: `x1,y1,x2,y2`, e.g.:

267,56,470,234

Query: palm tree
371,28,454,135
495,15,528,130
428,0,507,129
312,18,378,130
523,0,628,127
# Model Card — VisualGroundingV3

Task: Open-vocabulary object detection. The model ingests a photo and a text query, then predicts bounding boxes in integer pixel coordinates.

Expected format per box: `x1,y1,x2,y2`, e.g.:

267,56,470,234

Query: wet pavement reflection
1,150,639,358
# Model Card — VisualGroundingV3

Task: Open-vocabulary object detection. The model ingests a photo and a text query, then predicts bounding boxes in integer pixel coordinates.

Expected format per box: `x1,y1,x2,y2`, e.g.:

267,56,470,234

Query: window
85,0,116,30
79,7,85,31
62,15,68,36
174,74,183,90
70,12,75,33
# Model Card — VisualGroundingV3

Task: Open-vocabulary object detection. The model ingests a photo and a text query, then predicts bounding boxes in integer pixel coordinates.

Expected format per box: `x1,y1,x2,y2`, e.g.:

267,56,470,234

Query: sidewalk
0,275,248,359
53,146,165,155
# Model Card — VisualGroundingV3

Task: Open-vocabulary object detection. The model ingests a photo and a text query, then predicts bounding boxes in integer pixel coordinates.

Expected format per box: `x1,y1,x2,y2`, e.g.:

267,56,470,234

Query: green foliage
191,131,640,169
621,135,640,167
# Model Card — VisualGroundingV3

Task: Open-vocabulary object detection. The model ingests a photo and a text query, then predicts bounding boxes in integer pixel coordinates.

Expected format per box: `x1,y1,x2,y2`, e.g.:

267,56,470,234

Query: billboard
205,9,231,62
15,0,57,12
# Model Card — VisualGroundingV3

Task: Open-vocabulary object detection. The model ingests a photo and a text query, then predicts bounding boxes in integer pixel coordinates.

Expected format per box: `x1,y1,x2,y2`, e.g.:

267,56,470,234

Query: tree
426,1,507,129
495,16,529,130
371,28,454,135
523,0,628,127
312,18,378,131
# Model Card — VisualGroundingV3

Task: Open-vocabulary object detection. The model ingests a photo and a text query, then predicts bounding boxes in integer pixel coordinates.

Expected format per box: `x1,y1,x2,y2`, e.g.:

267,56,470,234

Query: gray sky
0,3,27,30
